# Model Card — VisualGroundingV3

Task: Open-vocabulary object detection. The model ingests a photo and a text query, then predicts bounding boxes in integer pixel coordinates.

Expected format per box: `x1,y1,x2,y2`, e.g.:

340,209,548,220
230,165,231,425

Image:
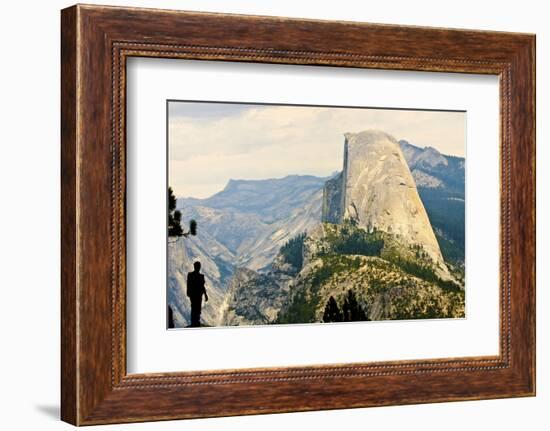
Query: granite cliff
322,130,449,278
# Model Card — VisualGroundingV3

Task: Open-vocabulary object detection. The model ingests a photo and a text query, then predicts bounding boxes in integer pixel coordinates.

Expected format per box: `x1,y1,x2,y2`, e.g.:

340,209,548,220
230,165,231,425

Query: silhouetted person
187,261,208,327
167,305,175,329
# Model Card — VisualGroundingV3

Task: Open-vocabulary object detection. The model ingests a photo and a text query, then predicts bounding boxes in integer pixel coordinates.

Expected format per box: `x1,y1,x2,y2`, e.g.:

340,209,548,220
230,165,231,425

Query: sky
169,101,465,199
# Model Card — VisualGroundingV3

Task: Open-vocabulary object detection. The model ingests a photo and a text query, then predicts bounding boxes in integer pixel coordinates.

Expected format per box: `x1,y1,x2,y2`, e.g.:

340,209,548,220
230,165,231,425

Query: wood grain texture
60,4,536,425
60,5,78,425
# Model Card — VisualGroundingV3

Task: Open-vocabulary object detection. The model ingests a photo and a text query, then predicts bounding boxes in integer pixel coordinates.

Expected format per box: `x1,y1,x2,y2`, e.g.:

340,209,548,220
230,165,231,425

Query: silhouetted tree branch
168,187,197,242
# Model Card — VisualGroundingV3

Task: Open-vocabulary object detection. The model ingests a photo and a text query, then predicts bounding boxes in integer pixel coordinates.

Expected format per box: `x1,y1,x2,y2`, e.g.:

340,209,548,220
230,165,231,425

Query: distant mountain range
399,140,465,265
177,175,327,271
181,175,328,224
168,133,466,327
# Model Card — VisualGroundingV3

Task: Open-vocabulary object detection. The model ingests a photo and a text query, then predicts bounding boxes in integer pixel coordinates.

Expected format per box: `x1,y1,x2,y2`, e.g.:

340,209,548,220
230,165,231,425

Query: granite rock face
321,171,343,224
411,169,443,188
219,267,292,326
322,130,448,276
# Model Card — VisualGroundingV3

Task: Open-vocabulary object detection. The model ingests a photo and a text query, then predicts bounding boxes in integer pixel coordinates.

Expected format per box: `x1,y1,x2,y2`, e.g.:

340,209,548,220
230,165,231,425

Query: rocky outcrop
277,254,464,324
321,130,449,277
219,268,292,326
399,140,449,168
411,170,443,188
321,172,343,224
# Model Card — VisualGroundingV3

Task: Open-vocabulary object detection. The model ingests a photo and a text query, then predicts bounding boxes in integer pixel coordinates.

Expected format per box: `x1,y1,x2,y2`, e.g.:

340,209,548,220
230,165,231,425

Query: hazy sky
169,102,465,199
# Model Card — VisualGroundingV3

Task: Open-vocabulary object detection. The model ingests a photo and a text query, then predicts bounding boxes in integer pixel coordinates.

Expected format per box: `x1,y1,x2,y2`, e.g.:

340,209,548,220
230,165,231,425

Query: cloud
169,101,258,120
169,102,465,198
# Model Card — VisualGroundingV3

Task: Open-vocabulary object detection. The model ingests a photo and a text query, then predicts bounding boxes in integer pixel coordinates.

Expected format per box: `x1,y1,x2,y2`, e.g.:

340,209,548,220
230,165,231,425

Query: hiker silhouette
186,261,208,327
167,305,175,329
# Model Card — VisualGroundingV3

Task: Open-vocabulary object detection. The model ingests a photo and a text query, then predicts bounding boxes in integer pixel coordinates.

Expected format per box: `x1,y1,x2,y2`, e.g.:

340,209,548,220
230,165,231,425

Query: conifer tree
168,187,197,238
342,289,369,322
323,296,343,323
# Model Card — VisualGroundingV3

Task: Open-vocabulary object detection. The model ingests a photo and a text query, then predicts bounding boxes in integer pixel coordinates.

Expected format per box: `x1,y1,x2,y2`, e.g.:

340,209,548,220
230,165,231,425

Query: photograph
166,101,466,329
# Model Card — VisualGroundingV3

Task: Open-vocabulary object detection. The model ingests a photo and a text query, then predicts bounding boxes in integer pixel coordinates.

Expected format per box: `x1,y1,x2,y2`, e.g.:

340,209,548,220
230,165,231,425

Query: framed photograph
61,4,536,425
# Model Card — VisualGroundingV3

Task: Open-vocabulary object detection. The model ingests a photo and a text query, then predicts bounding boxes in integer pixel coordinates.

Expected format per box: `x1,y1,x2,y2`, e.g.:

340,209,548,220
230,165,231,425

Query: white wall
0,0,546,429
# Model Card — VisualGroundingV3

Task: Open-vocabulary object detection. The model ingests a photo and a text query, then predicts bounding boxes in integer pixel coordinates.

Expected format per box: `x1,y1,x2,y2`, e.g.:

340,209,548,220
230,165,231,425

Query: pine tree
168,187,197,238
342,289,369,322
280,232,306,270
323,296,343,323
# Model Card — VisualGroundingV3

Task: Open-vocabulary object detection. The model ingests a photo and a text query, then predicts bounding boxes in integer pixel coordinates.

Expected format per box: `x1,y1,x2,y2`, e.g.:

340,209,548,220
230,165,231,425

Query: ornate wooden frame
61,4,536,426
